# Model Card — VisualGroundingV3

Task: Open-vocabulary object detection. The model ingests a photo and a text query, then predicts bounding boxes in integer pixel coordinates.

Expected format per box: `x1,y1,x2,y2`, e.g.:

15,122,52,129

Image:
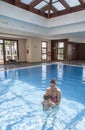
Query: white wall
18,39,26,62
26,38,41,62
68,44,73,60
26,38,32,62
31,38,41,62
48,10,85,27
48,22,85,35
0,1,47,27
0,14,85,39
26,38,51,62
47,40,51,61
0,15,47,36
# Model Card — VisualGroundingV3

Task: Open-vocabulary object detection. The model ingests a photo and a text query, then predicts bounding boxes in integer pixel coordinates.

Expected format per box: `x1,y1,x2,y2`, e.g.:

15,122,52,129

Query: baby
41,93,56,111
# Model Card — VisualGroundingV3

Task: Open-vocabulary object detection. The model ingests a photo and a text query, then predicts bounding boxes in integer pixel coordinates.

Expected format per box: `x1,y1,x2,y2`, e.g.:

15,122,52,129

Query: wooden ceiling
1,0,85,18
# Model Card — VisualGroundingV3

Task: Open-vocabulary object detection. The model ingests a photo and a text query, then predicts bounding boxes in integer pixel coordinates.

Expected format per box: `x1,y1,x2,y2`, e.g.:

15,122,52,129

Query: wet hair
50,79,56,84
43,94,50,100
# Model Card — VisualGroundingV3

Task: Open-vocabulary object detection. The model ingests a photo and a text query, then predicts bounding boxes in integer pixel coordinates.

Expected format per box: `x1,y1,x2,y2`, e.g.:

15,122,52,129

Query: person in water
45,79,61,105
41,93,56,111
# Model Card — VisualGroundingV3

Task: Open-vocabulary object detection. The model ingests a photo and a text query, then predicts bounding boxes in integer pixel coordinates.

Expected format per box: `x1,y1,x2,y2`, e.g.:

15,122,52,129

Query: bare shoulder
45,87,50,95
57,87,61,93
46,87,50,90
58,88,61,91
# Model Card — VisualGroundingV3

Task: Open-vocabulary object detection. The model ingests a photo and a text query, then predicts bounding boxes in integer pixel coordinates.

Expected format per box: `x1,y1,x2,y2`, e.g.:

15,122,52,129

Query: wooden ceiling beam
41,5,57,13
48,0,52,18
2,0,14,4
59,0,70,10
14,0,20,5
14,1,28,10
41,4,50,12
29,0,42,7
51,6,58,13
79,0,85,7
28,8,48,18
51,5,85,18
70,5,85,12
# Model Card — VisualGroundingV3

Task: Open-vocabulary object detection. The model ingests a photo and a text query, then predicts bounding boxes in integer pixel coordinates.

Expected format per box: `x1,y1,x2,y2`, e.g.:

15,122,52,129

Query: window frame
57,42,64,60
41,41,47,62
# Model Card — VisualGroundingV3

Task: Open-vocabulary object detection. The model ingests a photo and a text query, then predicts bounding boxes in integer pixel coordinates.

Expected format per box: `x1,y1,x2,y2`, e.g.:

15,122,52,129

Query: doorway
41,41,47,62
0,39,18,64
4,40,18,62
51,41,65,61
0,40,4,64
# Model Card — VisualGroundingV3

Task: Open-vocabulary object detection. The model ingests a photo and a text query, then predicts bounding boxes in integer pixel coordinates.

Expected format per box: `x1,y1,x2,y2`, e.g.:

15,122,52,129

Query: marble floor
0,61,85,71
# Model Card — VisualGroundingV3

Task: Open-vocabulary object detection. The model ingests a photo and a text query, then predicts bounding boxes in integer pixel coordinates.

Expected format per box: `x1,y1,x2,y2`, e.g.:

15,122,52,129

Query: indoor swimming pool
0,63,85,130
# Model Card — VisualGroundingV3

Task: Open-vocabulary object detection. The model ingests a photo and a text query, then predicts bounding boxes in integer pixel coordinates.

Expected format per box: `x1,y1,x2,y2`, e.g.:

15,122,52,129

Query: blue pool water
0,63,85,130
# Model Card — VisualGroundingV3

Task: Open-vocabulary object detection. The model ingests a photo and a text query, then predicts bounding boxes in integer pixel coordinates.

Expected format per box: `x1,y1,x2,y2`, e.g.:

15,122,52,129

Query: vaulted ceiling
1,0,85,18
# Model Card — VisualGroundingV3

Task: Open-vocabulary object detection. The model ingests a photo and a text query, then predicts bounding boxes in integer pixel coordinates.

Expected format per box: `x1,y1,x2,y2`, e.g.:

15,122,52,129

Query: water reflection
57,64,63,80
0,69,20,80
42,65,47,80
82,66,85,82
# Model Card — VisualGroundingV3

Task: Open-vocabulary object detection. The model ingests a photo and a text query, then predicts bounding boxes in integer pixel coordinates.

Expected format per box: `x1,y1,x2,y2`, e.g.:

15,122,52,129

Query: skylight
53,1,65,11
44,0,50,3
4,0,85,18
45,10,54,14
64,0,80,7
34,1,48,10
45,0,58,3
20,0,34,5
52,0,58,3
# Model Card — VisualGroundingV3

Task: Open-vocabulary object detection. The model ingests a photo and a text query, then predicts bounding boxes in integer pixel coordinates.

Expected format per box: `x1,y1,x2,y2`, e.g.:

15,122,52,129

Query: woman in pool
45,79,61,105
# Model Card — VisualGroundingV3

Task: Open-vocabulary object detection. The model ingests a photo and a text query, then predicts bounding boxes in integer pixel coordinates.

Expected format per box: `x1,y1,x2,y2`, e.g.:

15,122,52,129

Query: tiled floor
63,60,85,66
0,62,43,71
0,61,85,71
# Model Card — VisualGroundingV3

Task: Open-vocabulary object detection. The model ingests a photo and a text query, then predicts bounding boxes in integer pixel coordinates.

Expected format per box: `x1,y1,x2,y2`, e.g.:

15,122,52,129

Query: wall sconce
73,47,75,50
35,45,37,48
53,47,55,50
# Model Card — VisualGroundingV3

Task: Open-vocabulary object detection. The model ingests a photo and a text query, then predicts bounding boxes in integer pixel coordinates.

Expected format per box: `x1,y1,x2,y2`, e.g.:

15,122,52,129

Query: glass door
57,42,64,60
41,41,47,62
0,40,4,64
4,40,18,62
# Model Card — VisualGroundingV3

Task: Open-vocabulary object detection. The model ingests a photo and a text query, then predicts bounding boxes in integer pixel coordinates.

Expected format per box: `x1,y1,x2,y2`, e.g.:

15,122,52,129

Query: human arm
41,101,44,109
56,89,61,105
